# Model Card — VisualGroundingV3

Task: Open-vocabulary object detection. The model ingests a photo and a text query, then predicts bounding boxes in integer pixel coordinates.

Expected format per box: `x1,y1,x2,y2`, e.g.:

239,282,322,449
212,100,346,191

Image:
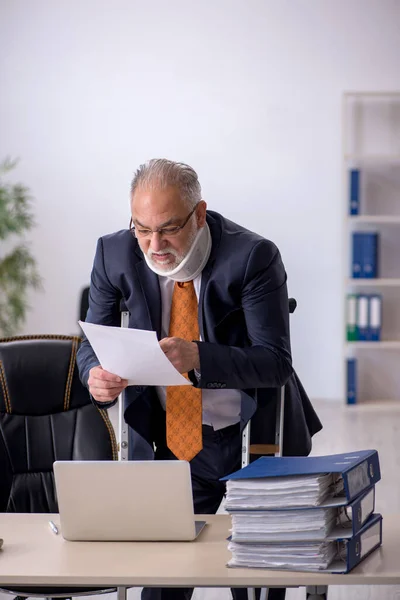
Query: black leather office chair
0,335,118,600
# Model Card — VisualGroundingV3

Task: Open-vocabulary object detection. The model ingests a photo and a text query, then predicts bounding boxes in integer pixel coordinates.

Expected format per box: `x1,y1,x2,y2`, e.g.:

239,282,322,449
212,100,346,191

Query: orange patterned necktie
166,280,203,461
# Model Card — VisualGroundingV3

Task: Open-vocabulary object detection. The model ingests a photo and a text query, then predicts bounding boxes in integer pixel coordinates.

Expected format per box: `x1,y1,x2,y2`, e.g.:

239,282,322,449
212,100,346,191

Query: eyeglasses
129,203,198,239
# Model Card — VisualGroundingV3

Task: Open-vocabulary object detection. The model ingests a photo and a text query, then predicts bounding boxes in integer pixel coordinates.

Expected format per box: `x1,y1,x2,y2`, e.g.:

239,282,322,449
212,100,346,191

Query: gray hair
130,159,202,209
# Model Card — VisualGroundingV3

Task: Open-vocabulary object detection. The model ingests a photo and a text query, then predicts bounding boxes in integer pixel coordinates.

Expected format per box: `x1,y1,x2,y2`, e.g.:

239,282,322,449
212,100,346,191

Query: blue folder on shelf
349,169,360,215
362,232,379,278
222,450,381,505
357,295,369,341
351,232,364,278
368,294,382,341
347,357,357,404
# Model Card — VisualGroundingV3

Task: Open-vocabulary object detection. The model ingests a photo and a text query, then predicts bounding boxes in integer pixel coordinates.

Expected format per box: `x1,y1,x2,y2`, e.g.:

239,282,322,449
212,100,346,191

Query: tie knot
177,281,192,289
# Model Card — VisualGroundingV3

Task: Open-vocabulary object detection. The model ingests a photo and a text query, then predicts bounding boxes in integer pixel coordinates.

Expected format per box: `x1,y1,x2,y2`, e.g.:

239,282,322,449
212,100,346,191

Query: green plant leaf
0,158,42,335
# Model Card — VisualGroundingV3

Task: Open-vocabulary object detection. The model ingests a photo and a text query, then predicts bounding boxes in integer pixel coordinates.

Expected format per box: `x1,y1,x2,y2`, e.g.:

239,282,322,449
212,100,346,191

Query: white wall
1,0,400,401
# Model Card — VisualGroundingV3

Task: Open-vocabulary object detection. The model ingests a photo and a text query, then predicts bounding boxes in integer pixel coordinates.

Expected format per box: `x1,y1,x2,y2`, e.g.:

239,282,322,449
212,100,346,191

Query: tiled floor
2,400,400,600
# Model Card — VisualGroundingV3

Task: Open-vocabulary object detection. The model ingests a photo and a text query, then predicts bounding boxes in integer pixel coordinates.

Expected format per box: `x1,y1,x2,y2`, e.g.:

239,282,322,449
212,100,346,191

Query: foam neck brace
143,223,212,282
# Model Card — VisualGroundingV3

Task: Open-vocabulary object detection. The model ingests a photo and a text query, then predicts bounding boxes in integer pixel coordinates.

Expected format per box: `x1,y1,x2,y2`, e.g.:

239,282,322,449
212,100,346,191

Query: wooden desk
0,514,398,595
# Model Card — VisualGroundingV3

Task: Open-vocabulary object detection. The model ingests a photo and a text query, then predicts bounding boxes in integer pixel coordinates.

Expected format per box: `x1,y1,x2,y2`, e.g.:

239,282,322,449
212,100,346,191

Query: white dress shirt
156,275,241,430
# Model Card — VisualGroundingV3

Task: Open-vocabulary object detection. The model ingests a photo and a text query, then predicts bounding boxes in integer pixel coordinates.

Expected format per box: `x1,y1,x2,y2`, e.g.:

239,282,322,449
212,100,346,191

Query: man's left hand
159,337,200,373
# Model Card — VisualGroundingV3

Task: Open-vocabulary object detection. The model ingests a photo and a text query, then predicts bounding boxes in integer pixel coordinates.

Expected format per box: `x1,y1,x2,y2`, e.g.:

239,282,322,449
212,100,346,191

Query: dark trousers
141,423,285,600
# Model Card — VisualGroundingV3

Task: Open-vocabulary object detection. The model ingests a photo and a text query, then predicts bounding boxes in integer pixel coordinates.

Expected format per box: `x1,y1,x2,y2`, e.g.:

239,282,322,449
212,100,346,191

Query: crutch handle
289,297,297,314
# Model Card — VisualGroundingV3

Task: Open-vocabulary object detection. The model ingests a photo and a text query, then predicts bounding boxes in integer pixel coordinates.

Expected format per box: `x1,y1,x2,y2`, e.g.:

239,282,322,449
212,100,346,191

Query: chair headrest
0,336,90,415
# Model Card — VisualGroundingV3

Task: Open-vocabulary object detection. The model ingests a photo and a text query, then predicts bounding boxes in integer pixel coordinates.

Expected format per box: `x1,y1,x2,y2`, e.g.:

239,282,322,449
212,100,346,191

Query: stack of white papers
223,453,382,573
228,540,338,570
225,473,338,510
225,473,343,569
79,321,191,386
230,508,338,542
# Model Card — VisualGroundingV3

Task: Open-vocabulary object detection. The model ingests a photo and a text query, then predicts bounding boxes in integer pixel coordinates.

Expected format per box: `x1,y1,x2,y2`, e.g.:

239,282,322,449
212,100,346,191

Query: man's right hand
88,366,128,403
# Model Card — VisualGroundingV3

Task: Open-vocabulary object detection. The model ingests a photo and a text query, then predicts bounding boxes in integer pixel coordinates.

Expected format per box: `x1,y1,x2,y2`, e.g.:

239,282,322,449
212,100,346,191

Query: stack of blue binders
349,169,380,279
222,450,382,572
351,232,379,279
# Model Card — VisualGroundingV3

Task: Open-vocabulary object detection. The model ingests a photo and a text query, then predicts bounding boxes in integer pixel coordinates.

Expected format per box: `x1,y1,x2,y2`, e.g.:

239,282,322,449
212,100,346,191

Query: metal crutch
243,298,297,600
115,301,130,600
243,383,286,600
118,300,130,461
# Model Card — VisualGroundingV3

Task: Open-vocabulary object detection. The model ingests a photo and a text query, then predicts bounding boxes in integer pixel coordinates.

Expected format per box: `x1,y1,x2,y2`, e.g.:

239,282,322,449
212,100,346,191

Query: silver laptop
53,460,206,541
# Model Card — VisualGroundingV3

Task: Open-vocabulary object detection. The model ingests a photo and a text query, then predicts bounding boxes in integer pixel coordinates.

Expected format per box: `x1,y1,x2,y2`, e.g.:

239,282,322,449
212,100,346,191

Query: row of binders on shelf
351,231,379,279
346,294,382,341
223,450,382,573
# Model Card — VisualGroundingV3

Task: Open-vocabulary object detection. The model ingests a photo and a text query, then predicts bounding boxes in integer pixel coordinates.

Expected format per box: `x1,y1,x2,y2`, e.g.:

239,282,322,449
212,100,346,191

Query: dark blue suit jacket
77,211,322,458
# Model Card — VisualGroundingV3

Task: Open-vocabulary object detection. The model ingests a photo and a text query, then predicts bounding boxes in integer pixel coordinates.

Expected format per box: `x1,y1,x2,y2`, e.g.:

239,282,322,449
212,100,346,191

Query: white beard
143,223,212,282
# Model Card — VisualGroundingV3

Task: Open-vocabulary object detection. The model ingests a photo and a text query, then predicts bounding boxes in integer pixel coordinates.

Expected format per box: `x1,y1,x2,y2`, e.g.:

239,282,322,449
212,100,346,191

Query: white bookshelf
347,278,400,286
345,155,400,164
346,341,400,350
350,216,400,224
343,91,400,405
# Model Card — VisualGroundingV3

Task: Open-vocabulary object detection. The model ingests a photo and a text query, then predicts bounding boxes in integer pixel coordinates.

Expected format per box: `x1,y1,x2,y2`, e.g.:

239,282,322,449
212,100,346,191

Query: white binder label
360,488,374,524
347,296,357,326
347,460,370,498
357,297,368,328
369,297,381,328
360,521,381,558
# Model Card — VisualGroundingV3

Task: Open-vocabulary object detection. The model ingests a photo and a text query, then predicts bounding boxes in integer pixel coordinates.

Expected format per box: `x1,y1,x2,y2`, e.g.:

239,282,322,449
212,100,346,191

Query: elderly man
77,159,322,600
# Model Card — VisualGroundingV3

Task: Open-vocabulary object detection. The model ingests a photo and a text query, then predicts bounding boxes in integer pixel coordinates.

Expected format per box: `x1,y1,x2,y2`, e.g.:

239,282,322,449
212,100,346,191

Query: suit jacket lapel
134,249,162,339
199,214,222,341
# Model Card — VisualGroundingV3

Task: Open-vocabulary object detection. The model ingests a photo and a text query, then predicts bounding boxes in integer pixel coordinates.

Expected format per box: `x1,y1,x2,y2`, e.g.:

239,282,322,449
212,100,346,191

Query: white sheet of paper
79,321,191,387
